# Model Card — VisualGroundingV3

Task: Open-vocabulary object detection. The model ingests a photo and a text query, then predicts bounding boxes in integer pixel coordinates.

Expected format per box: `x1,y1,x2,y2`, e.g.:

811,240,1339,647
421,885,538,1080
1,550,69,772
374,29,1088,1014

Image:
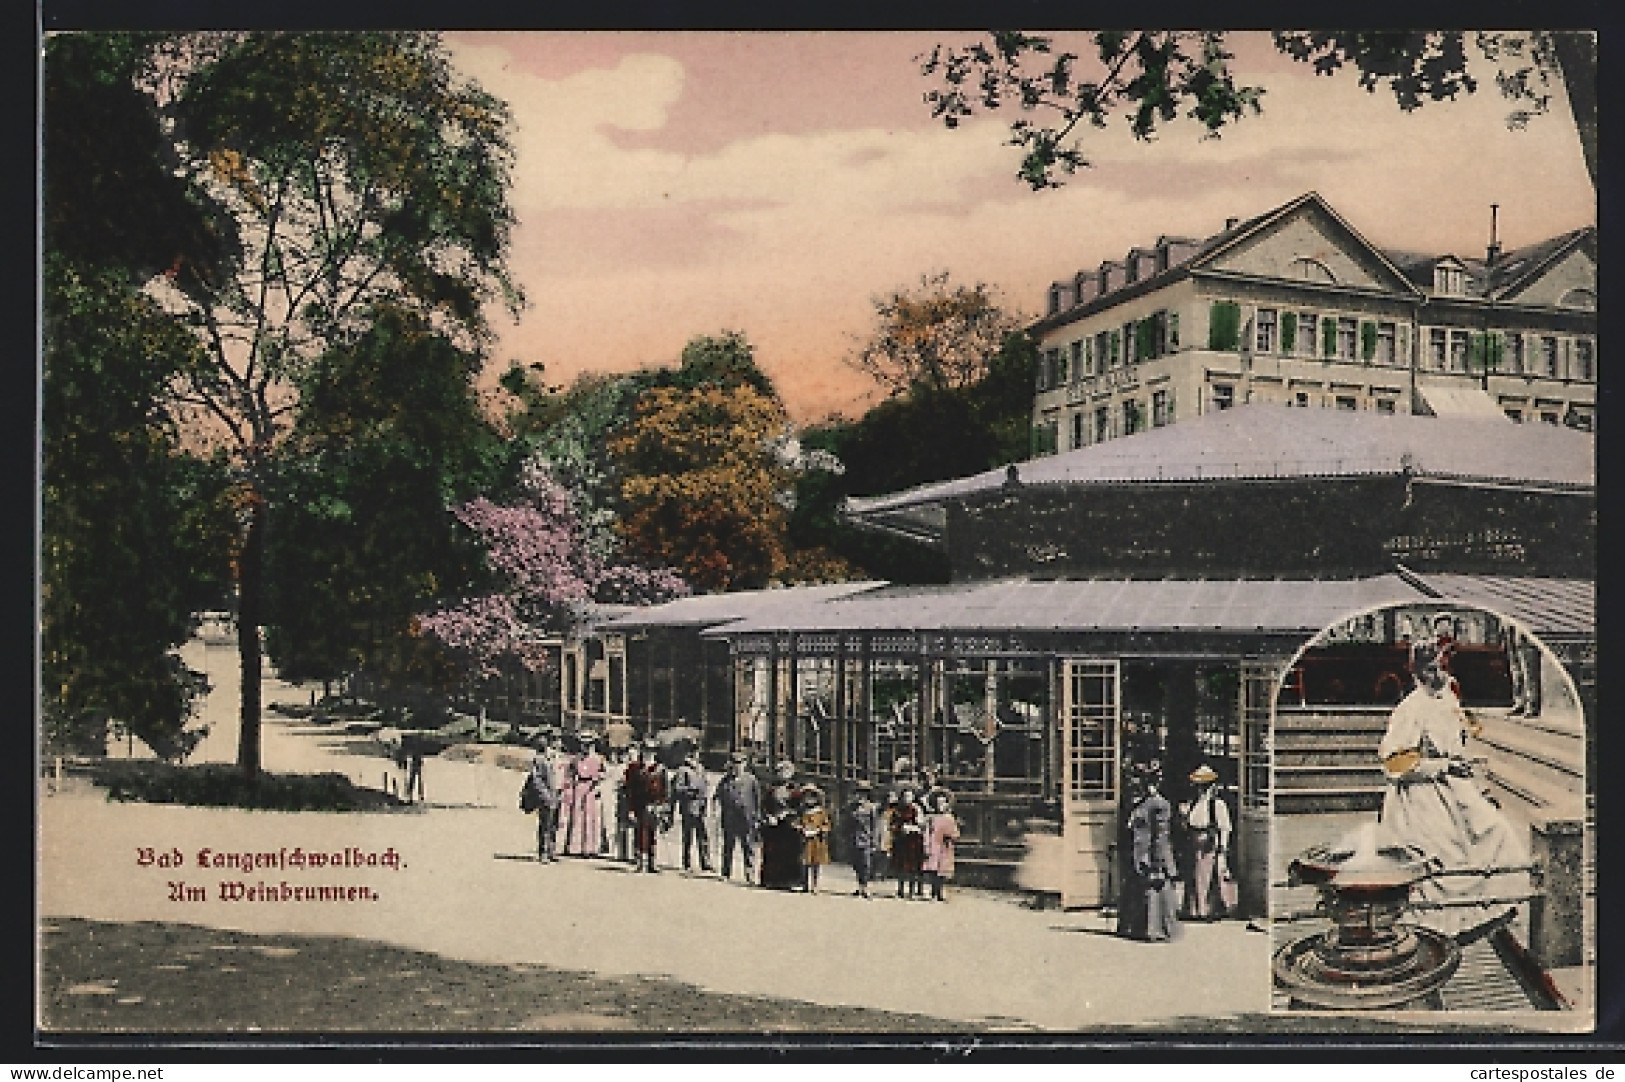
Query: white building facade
1030,192,1597,454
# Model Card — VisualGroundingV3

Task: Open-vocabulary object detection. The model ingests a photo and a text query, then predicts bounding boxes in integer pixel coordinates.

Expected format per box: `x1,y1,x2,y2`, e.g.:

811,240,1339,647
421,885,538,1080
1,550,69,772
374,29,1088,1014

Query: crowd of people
520,736,962,900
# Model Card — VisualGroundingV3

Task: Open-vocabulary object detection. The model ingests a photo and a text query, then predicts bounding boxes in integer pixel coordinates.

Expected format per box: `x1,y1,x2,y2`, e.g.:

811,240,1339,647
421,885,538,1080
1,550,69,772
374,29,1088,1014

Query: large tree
42,33,236,759
131,32,523,778
849,272,1027,396
922,30,1596,190
262,306,502,696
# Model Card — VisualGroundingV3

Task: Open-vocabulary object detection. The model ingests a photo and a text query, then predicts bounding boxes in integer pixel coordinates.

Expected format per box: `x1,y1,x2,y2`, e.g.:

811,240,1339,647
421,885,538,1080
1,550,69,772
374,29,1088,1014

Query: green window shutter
1281,311,1297,353
1321,316,1337,358
1360,321,1377,362
1136,318,1157,362
1488,331,1503,372
1110,330,1121,365
1207,301,1241,351
1168,311,1180,348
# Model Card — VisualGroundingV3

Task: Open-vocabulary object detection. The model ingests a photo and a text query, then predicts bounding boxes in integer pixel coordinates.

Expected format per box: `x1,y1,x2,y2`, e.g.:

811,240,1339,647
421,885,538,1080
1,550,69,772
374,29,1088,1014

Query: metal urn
1273,826,1461,1010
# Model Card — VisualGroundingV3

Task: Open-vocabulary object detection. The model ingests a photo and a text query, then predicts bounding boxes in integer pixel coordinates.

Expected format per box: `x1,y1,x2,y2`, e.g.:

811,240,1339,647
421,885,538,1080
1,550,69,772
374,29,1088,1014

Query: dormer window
1434,262,1467,295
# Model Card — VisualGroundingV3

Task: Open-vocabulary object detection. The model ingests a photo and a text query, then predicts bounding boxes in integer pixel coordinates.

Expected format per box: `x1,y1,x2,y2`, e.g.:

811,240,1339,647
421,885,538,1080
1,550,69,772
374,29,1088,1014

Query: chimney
1485,203,1502,270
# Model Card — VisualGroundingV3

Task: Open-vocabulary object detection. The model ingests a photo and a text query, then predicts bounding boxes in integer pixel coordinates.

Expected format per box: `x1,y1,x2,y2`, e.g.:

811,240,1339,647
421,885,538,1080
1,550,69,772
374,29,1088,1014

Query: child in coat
799,788,832,894
922,789,961,901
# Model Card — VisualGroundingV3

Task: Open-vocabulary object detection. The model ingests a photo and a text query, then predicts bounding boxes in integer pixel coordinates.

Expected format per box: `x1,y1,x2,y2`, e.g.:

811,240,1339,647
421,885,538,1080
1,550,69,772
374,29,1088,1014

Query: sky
444,31,1595,424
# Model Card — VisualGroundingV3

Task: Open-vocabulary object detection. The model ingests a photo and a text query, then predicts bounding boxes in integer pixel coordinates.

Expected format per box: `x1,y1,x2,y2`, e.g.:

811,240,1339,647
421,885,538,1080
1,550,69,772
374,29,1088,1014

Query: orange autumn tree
610,384,798,592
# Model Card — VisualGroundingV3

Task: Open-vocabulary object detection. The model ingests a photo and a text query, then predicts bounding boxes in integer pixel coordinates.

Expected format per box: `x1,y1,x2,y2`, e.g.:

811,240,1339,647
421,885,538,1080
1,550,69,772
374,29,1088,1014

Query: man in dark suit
624,740,669,873
712,751,762,883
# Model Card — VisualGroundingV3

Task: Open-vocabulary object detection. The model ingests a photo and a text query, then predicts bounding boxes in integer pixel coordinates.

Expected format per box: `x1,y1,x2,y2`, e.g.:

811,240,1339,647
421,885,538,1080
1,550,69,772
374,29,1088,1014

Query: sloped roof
690,573,1591,642
844,403,1594,522
1035,191,1421,333
1406,572,1594,640
1383,225,1595,302
595,581,885,630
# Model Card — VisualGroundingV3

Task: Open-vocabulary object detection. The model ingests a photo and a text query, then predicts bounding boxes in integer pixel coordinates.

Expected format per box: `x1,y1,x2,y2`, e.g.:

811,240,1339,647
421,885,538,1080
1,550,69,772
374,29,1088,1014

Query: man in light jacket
712,751,762,884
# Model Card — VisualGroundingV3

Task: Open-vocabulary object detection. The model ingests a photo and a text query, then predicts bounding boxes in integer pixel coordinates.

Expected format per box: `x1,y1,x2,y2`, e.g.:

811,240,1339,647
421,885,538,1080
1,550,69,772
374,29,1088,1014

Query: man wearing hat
623,739,669,872
845,780,883,898
1182,763,1234,920
669,751,713,873
712,751,761,883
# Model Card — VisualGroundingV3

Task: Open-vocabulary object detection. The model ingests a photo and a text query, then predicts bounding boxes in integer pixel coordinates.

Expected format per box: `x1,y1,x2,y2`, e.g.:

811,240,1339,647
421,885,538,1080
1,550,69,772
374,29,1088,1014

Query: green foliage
665,331,778,399
1281,311,1298,353
923,30,1594,190
90,760,401,811
849,272,1026,394
1361,320,1378,362
1207,302,1241,352
263,307,497,688
789,331,1035,584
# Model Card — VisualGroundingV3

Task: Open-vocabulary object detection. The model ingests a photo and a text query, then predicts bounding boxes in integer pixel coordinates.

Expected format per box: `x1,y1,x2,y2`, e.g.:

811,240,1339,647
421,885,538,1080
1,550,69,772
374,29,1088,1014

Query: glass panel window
1123,399,1143,435
1507,333,1525,374
1298,313,1318,357
1337,317,1358,360
868,657,920,792
736,656,772,754
1376,322,1396,364
1070,340,1084,381
1168,311,1180,348
1575,339,1595,381
1335,396,1357,411
1428,328,1447,370
1095,405,1110,443
1504,408,1523,423
1212,384,1235,411
1541,336,1559,377
1122,323,1137,364
1376,398,1396,414
794,657,837,775
1152,388,1171,427
1065,661,1118,802
1255,308,1277,353
1071,411,1086,450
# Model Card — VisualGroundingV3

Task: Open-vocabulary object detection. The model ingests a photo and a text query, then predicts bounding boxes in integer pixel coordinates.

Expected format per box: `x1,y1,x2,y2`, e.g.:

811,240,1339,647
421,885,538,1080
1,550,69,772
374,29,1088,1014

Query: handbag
519,776,541,813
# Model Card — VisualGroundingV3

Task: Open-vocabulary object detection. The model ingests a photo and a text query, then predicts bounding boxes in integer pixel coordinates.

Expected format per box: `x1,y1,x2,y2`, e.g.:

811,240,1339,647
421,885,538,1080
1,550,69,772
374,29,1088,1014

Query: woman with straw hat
1182,763,1234,920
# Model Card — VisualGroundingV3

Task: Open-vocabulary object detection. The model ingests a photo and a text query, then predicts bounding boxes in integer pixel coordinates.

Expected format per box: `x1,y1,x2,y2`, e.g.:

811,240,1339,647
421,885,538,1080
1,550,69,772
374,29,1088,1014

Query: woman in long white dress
1378,658,1529,936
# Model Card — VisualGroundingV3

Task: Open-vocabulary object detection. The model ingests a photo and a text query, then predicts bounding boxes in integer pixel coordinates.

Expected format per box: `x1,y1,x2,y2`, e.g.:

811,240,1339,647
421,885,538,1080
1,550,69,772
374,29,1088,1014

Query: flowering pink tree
418,460,688,682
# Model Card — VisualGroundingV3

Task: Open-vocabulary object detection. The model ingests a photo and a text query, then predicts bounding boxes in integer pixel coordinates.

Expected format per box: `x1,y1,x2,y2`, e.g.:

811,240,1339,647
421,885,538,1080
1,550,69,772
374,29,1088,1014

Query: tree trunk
1548,31,1597,190
237,496,265,781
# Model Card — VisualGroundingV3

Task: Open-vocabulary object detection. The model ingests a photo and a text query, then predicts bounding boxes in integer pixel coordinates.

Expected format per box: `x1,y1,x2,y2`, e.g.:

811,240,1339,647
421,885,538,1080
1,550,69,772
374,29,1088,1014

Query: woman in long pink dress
558,741,605,856
921,790,961,902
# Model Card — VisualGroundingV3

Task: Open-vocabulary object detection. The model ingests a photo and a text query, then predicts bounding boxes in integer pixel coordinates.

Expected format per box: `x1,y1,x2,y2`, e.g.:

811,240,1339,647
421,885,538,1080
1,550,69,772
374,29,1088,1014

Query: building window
1168,311,1180,348
1507,334,1525,375
1504,409,1523,423
1152,388,1171,427
1565,408,1593,432
1541,411,1560,426
1123,322,1138,364
1540,336,1559,378
1071,411,1085,450
1375,399,1396,414
1293,391,1310,407
1123,399,1143,435
1083,338,1094,377
1434,263,1466,295
1375,322,1396,364
1336,318,1358,361
1094,405,1110,443
1428,329,1447,370
1212,384,1235,411
1335,396,1357,411
1048,287,1062,315
1109,330,1121,368
1449,330,1470,372
1322,315,1339,358
1070,340,1084,381
1256,308,1277,353
1297,313,1317,357
1575,339,1594,382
